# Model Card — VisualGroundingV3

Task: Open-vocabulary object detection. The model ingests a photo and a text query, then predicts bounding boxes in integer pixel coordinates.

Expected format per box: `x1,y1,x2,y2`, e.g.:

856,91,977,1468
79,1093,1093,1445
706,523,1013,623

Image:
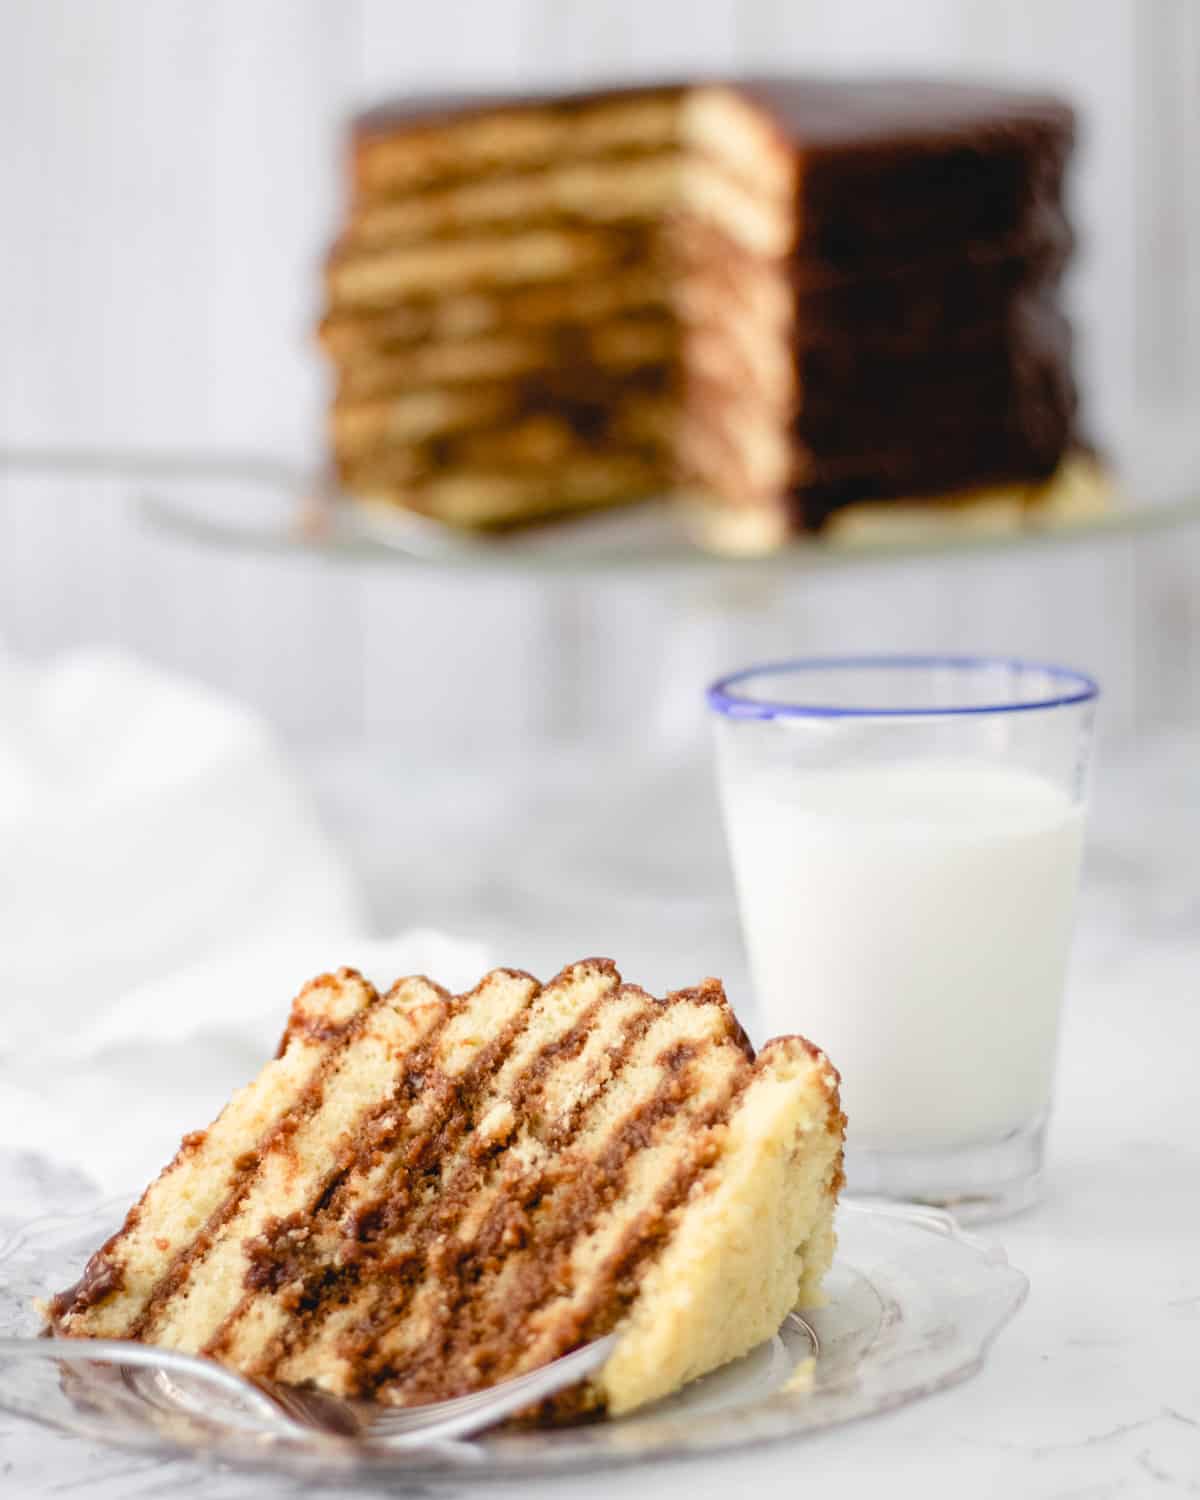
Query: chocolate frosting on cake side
350,74,1072,144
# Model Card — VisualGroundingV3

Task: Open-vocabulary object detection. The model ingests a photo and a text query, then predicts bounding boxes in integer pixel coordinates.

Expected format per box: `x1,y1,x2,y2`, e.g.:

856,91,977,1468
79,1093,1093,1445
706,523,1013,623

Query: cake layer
334,314,678,402
52,960,844,1417
353,456,662,529
338,403,672,486
341,149,792,260
328,225,656,310
321,265,674,355
332,384,526,454
351,84,794,203
336,393,674,526
348,403,668,472
337,326,790,428
331,364,674,462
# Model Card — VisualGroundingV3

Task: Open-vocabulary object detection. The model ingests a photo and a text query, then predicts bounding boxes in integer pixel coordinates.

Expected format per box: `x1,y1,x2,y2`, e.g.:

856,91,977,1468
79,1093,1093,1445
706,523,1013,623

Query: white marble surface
1,727,1198,1498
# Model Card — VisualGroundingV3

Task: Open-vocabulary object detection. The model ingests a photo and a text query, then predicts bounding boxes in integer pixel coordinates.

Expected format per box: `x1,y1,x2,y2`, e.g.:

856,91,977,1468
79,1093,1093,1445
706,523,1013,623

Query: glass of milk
708,655,1098,1221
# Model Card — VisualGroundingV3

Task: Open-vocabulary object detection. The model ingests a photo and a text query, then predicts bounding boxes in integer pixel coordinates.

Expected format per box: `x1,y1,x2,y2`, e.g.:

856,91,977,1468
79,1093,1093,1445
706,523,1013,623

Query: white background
1,0,1198,749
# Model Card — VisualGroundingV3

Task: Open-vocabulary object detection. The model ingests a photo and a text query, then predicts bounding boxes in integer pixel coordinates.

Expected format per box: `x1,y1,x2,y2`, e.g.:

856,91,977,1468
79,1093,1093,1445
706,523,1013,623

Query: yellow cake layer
334,316,677,402
353,86,794,204
352,458,662,529
328,226,651,310
343,150,791,261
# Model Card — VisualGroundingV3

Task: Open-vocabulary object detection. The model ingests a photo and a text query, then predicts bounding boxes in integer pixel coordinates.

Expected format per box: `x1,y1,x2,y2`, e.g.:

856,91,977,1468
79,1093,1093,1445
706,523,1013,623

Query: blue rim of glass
707,654,1101,721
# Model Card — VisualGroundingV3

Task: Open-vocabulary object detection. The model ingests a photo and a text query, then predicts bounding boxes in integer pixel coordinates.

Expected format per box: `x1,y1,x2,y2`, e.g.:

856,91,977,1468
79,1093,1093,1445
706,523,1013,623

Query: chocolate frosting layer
353,75,1072,149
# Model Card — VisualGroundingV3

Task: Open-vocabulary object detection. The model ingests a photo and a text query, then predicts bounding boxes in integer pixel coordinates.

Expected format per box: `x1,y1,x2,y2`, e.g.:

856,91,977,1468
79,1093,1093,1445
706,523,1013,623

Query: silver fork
0,1332,618,1451
264,1333,619,1446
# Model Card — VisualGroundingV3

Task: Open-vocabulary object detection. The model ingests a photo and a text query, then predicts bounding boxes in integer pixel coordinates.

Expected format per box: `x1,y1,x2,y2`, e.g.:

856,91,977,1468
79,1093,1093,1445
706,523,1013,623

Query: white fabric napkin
0,644,365,1056
0,931,493,1194
0,644,494,1193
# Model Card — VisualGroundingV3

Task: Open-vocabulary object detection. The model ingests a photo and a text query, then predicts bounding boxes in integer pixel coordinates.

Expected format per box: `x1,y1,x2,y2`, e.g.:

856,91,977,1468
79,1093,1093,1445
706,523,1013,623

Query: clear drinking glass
708,655,1098,1222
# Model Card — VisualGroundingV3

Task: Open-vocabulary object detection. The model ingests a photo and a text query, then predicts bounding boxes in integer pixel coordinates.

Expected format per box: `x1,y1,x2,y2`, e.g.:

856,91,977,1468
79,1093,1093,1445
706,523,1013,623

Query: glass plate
3,444,1197,576
0,1196,1026,1484
142,474,1200,577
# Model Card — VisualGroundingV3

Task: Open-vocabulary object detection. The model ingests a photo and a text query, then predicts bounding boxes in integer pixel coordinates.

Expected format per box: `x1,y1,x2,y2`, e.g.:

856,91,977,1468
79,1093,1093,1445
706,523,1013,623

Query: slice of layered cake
321,77,1107,550
50,960,844,1416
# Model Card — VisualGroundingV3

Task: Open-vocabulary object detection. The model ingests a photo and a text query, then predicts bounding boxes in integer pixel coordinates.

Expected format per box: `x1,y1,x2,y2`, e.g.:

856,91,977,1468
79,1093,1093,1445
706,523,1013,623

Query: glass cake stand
0,1195,1027,1485
127,459,1200,576
2,442,1197,575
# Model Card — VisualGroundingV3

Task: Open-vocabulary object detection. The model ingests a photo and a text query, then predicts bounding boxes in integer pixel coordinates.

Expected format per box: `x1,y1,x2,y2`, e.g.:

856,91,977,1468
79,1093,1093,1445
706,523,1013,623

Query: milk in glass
719,758,1084,1149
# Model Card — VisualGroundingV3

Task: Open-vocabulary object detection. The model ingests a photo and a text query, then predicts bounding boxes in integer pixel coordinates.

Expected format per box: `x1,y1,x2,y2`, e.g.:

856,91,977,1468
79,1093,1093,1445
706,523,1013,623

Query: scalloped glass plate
0,1197,1026,1484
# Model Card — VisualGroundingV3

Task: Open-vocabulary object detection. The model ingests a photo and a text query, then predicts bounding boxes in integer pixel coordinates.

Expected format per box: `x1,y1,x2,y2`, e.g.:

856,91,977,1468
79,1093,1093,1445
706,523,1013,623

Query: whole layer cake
321,77,1106,551
49,959,845,1416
